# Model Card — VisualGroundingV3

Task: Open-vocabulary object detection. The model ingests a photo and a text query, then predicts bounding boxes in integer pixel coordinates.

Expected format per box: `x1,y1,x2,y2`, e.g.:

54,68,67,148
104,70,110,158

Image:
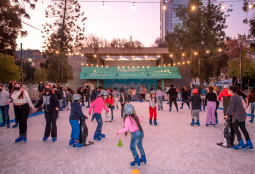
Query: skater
112,88,120,109
34,84,59,142
180,86,190,109
62,87,66,108
213,85,220,124
168,84,178,111
156,87,164,110
128,87,132,102
58,86,65,111
120,87,125,94
149,91,160,125
38,81,44,98
183,89,201,126
104,93,114,120
66,90,73,110
90,86,103,121
0,84,10,128
218,85,231,116
199,87,206,111
77,87,85,106
205,87,217,126
10,82,34,143
88,90,109,140
120,92,128,117
69,94,88,147
9,80,18,128
117,103,146,166
142,87,147,100
131,88,136,101
225,86,253,149
247,88,255,123
85,85,90,108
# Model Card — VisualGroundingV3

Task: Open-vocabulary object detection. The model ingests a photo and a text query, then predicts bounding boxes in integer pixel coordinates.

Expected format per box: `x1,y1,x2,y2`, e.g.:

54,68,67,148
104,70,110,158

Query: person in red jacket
105,93,115,120
218,85,232,116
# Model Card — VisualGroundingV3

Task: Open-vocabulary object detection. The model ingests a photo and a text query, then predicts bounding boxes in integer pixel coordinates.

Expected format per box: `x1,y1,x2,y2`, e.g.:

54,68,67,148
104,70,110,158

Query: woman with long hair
34,84,59,142
117,103,146,166
205,87,217,126
10,82,34,143
225,86,253,149
180,86,190,109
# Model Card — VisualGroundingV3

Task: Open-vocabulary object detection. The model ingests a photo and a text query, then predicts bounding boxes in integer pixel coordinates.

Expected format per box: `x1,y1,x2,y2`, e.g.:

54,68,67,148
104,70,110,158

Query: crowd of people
0,80,254,166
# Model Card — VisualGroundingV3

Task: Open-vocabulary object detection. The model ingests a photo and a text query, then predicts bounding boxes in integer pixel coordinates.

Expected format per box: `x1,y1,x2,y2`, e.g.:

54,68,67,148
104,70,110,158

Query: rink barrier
9,111,45,123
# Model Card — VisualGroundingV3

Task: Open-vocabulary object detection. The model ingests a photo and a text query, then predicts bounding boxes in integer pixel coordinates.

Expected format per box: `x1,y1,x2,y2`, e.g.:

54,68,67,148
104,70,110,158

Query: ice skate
43,137,48,141
234,139,247,149
0,122,6,127
7,124,10,128
98,131,105,138
154,119,157,125
69,138,74,145
249,118,254,123
15,135,23,143
52,137,57,142
190,119,195,126
86,105,90,108
149,119,152,125
216,118,218,124
140,154,147,164
169,107,171,111
93,133,101,140
130,156,140,166
246,140,254,149
73,140,82,147
12,123,18,128
195,120,200,126
22,134,27,142
91,116,94,122
176,107,178,111
188,106,191,109
180,106,183,109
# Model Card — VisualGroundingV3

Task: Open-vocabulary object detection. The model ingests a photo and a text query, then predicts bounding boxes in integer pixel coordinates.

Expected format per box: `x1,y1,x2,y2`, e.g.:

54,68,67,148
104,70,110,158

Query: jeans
94,113,103,133
60,99,64,108
69,119,80,140
251,102,255,119
157,96,163,109
44,110,58,137
130,129,145,158
14,104,30,135
110,106,114,119
0,105,10,125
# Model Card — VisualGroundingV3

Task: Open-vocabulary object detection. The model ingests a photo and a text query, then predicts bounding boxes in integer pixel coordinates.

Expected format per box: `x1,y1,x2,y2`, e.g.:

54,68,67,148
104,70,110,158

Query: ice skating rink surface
0,101,255,174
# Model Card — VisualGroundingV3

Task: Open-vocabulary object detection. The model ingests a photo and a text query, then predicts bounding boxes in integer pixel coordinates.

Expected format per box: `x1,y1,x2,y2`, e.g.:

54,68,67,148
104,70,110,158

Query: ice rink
0,101,255,174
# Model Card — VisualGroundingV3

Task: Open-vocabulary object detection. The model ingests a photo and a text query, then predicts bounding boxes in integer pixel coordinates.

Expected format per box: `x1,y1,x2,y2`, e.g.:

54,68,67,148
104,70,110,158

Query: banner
80,67,181,79
103,79,157,94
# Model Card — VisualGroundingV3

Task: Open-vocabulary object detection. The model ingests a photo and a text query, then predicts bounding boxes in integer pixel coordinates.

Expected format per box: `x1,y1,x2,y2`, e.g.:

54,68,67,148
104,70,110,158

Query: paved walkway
0,101,254,174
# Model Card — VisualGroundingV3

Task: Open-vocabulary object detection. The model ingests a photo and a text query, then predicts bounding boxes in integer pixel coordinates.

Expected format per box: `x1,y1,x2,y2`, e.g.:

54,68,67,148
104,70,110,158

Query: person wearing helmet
183,88,202,126
117,103,146,167
218,85,231,116
149,90,160,125
88,90,109,140
69,94,88,147
120,92,128,117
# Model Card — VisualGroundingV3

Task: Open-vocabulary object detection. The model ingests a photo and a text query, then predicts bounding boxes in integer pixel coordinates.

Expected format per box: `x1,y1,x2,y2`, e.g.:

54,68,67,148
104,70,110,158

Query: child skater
117,103,146,166
88,90,109,140
183,89,202,126
69,94,88,147
105,93,114,120
149,90,161,125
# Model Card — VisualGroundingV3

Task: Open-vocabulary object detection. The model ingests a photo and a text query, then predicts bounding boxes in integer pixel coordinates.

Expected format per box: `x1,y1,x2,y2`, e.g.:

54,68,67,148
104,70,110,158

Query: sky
17,0,252,51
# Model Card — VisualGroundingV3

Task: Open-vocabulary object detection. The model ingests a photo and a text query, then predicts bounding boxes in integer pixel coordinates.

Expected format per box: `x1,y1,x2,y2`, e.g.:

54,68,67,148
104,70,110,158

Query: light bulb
163,5,166,10
221,5,225,10
71,3,75,8
249,4,253,9
41,0,43,6
132,2,135,10
192,6,195,10
103,1,105,9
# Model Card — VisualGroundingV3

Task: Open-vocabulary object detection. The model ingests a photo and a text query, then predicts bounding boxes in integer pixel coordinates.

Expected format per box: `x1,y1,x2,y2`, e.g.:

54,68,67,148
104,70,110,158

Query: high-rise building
160,0,188,40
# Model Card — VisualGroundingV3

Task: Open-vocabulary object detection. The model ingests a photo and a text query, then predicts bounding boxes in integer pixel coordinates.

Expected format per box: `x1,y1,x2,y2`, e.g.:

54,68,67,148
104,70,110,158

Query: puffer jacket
218,88,231,107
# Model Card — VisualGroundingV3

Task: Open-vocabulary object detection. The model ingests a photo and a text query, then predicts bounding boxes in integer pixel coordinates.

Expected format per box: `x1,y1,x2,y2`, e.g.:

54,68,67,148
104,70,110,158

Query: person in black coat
180,86,190,109
168,84,178,111
38,81,44,98
77,87,85,106
34,84,59,142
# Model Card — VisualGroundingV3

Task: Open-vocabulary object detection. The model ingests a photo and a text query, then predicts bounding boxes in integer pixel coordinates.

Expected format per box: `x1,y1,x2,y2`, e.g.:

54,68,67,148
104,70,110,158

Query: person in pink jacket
89,90,109,140
117,103,146,167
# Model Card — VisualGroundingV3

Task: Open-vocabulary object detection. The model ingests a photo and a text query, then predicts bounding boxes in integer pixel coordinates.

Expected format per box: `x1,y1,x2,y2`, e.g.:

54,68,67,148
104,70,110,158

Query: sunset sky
17,0,252,51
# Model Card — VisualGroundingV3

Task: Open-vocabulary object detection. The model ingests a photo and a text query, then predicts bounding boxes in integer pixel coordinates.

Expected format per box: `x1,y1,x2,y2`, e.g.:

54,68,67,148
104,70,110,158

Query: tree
34,68,48,84
151,37,167,48
243,1,255,38
227,50,255,88
42,0,87,54
23,61,36,84
165,0,231,85
109,36,144,48
0,0,37,55
0,53,21,82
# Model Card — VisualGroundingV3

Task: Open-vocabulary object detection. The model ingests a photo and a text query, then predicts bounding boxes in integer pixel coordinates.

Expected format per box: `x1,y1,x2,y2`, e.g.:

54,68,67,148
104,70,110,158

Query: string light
164,65,166,67
206,50,210,53
218,48,222,52
81,63,84,65
137,66,139,68
168,64,170,66
145,56,147,58
192,6,196,10
56,51,59,54
91,64,93,66
122,66,125,68
86,64,88,66
157,55,160,58
142,66,144,68
96,65,98,67
71,3,75,8
194,52,197,55
120,56,122,58
132,66,134,68
147,66,149,68
101,65,103,67
132,2,135,9
249,4,253,9
41,0,43,6
106,66,108,68
163,4,166,10
170,54,173,57
182,53,185,56
132,56,135,58
158,65,161,67
173,63,175,66
81,54,84,56
221,5,225,10
94,55,97,57
188,61,190,64
182,62,185,65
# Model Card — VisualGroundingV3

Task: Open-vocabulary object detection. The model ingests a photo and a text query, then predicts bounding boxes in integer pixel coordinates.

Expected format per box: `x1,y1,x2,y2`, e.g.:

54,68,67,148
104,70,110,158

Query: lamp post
28,58,32,84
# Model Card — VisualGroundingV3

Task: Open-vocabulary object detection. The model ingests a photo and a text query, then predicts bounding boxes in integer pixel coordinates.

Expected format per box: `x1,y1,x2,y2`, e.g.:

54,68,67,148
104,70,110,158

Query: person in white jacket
0,84,10,128
10,82,34,143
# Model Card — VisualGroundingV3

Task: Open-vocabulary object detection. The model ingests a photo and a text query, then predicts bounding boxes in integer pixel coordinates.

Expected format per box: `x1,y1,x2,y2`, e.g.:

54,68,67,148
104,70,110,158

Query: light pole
237,39,242,90
28,58,32,84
